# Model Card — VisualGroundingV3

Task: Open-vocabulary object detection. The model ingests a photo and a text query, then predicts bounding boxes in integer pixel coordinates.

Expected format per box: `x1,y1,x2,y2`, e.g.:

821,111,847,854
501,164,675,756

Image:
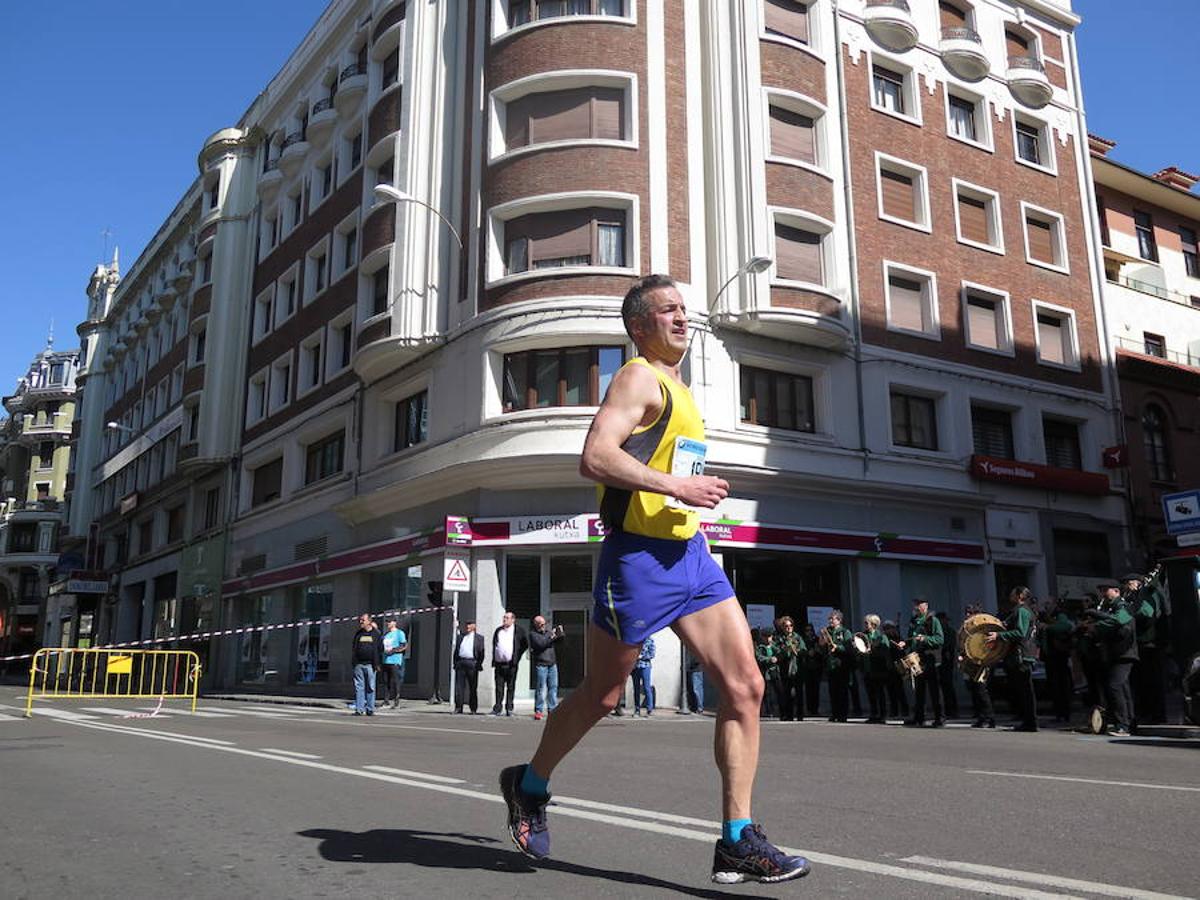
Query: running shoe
499,764,551,859
711,824,810,884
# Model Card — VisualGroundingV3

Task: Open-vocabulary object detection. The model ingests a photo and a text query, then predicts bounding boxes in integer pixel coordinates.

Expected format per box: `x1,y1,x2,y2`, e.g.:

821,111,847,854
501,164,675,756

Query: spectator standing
755,629,782,719
686,648,706,714
453,621,486,714
492,611,528,717
380,619,408,709
529,616,565,721
774,616,805,721
632,635,656,716
351,614,384,717
801,622,823,717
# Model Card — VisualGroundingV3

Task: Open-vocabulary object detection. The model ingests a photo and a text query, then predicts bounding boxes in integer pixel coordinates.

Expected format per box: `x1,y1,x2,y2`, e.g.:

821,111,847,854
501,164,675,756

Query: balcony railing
340,63,367,83
1007,55,1046,73
865,0,910,9
263,158,279,173
941,26,981,43
282,131,307,149
312,97,335,115
1107,272,1200,309
1114,335,1199,368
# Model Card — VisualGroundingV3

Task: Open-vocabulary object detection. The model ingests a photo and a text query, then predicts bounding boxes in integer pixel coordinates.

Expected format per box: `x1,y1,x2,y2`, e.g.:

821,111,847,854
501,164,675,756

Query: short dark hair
621,274,676,341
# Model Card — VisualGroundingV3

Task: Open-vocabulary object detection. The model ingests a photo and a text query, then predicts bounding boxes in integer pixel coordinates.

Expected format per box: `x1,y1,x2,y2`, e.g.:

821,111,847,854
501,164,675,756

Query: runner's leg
671,597,763,821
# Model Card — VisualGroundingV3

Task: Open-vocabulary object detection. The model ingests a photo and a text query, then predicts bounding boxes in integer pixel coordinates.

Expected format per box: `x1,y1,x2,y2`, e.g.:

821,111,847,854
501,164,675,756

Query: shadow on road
1113,738,1200,750
297,828,772,899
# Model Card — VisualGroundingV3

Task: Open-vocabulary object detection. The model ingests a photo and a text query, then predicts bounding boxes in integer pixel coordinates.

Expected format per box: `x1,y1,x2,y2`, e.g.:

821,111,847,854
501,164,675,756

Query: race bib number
665,437,708,510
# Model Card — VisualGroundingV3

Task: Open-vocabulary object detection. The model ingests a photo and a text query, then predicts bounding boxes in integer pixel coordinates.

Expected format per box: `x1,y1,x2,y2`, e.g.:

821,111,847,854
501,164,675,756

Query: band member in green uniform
774,616,805,721
1040,599,1075,723
898,597,944,727
881,619,908,719
1125,570,1167,725
755,629,782,719
801,622,823,717
988,587,1038,732
861,614,891,723
1090,582,1138,736
959,604,995,728
822,611,853,723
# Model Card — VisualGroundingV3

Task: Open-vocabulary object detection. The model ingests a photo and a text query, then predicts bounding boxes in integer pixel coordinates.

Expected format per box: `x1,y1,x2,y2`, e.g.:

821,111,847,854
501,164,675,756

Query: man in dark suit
453,621,486,714
492,610,529,716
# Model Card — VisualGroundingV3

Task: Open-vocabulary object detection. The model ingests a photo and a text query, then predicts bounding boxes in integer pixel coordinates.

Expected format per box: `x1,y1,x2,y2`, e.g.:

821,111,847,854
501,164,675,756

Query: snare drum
897,651,924,679
852,634,869,655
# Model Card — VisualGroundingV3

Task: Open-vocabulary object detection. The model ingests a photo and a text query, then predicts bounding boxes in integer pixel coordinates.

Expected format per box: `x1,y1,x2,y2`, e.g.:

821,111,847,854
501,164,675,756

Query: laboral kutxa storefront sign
465,514,984,564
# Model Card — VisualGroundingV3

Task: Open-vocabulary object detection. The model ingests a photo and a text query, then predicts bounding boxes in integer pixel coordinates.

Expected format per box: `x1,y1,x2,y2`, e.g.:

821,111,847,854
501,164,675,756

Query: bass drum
958,613,1007,669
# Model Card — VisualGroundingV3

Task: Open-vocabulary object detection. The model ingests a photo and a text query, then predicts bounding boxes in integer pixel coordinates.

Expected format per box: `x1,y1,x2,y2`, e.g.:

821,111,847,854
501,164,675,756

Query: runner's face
634,287,688,363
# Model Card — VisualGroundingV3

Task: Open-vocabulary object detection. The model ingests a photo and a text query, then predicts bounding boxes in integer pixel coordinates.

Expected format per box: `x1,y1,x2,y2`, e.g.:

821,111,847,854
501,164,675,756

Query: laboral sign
968,455,1111,496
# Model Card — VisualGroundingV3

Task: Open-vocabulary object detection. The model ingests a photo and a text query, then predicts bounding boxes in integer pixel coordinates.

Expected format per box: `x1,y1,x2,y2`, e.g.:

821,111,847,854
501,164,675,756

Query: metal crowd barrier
25,648,201,717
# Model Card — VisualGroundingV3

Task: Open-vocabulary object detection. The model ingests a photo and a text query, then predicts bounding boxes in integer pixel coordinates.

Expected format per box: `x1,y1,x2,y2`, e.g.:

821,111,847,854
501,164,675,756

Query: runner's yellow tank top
598,357,706,541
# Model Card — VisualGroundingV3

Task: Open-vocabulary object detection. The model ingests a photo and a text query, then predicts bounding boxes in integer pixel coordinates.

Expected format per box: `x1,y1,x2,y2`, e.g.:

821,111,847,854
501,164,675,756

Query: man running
499,274,810,885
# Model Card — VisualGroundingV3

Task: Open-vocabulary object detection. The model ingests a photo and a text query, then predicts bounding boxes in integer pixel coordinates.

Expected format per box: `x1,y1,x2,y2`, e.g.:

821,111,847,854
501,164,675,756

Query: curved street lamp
373,184,464,250
708,255,773,315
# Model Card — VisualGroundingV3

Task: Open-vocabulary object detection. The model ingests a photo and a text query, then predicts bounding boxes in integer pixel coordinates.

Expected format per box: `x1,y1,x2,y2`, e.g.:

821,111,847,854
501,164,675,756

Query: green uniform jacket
1041,611,1073,657
863,628,892,676
1132,584,1164,646
775,633,805,679
755,642,780,674
1092,602,1138,662
997,605,1036,664
824,625,854,673
906,612,944,657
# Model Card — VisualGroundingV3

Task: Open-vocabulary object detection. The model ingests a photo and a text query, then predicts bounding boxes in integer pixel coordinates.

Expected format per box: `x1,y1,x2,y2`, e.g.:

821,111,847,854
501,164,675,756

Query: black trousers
968,677,994,722
804,670,822,717
1044,654,1072,721
1006,661,1038,729
828,668,850,721
493,663,518,713
761,670,782,718
912,661,943,722
886,672,908,718
865,674,888,720
1132,645,1165,724
1104,660,1134,730
779,671,804,720
848,670,864,717
454,663,479,712
938,662,960,718
380,663,403,703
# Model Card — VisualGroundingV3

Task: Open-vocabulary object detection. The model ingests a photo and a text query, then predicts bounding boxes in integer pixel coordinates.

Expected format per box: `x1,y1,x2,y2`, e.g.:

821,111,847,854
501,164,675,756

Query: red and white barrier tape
0,603,452,663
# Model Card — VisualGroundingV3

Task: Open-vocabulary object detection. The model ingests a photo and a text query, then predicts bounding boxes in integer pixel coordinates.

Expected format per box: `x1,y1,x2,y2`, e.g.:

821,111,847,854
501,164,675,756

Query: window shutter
769,106,816,163
880,169,916,222
958,193,990,244
1026,216,1054,263
1006,30,1029,57
528,209,593,264
939,2,967,29
967,297,1000,349
764,0,809,43
1037,313,1066,364
529,88,593,144
888,274,927,332
505,95,532,148
775,223,823,284
592,87,624,140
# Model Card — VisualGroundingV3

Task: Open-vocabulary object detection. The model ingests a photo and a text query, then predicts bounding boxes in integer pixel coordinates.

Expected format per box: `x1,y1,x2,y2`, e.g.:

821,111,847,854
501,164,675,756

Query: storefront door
549,597,591,693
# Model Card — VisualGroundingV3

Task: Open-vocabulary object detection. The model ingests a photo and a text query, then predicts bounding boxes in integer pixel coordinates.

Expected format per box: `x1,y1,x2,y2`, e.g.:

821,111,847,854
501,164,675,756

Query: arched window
1142,404,1173,482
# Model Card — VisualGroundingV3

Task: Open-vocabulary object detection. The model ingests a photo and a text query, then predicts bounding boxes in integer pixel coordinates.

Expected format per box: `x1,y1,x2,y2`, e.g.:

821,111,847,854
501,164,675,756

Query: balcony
307,98,337,145
713,288,851,350
335,64,368,117
278,131,310,177
863,0,919,53
940,27,989,81
1114,335,1199,369
17,413,72,443
156,282,177,312
1006,56,1053,108
257,158,283,199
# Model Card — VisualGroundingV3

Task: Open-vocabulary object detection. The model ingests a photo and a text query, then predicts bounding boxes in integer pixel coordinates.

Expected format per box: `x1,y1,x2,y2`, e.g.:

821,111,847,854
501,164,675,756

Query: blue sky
0,1,1191,397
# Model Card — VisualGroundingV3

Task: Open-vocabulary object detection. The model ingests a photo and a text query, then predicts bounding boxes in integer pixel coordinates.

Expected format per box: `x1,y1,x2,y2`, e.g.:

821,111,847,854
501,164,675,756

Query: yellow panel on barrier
25,648,201,717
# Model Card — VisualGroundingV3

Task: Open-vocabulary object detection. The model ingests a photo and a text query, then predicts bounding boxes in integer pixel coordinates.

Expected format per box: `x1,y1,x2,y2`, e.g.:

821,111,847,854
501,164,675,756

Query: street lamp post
372,184,464,249
709,255,774,316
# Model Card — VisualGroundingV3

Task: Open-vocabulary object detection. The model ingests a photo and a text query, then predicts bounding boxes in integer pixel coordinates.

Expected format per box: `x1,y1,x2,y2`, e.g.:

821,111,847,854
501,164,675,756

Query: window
1006,28,1032,59
1043,418,1081,470
207,181,220,211
1023,205,1068,271
193,328,207,365
305,430,345,484
188,405,200,442
305,245,329,302
328,316,354,375
1014,118,1045,167
200,254,213,284
763,0,809,45
278,272,298,323
774,222,824,284
1096,195,1111,247
885,264,938,338
301,334,323,393
138,518,154,556
1134,210,1158,262
768,104,816,165
1180,226,1199,278
382,49,400,89
372,266,390,316
394,390,429,451
505,86,624,150
290,191,304,231
891,392,938,450
963,287,1011,353
947,94,978,143
251,458,283,507
203,487,221,530
166,505,185,543
1143,332,1166,358
1142,405,1173,482
247,371,268,423
972,405,1014,459
503,346,624,411
37,442,54,469
35,482,51,501
1034,305,1076,367
349,131,363,171
503,208,627,275
953,181,1003,252
876,155,930,231
508,0,626,29
341,226,358,272
270,356,292,412
375,156,394,187
872,64,908,117
253,289,274,342
739,365,815,433
317,161,334,203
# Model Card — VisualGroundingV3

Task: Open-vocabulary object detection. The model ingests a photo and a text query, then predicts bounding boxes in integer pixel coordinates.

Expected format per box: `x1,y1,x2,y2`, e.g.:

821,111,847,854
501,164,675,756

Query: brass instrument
817,626,833,650
957,613,1006,682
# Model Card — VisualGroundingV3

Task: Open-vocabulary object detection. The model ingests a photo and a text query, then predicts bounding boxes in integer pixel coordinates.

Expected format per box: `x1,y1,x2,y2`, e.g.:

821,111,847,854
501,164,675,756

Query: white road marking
0,713,18,721
299,718,510,737
258,748,322,759
175,709,234,718
235,705,327,715
902,856,1192,900
967,769,1200,794
363,765,464,784
203,707,296,719
27,707,100,721
60,718,1097,898
84,707,172,718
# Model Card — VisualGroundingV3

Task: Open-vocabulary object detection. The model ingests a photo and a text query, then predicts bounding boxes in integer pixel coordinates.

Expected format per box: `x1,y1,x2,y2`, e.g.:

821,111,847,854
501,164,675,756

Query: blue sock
520,764,549,797
723,818,753,844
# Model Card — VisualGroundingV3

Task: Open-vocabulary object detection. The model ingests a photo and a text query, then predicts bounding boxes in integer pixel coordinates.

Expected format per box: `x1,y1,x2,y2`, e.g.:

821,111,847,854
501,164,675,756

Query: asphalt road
1,695,1196,899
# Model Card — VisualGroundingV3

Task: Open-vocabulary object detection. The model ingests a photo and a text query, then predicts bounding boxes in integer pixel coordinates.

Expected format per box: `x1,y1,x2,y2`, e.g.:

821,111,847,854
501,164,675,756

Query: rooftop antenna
47,319,54,349
101,226,113,264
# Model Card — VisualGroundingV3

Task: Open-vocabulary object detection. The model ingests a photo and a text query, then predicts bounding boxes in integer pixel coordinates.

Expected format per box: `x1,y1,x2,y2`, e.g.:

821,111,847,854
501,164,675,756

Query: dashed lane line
362,765,464,784
901,856,1192,900
258,748,322,759
967,770,1200,794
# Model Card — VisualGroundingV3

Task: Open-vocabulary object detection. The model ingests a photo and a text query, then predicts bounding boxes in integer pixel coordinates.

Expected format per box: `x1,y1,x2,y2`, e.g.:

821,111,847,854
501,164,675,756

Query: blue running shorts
592,530,734,645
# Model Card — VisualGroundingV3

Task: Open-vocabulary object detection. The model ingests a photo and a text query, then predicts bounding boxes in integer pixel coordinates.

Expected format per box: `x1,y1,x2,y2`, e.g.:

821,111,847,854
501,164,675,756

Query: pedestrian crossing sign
443,549,471,592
